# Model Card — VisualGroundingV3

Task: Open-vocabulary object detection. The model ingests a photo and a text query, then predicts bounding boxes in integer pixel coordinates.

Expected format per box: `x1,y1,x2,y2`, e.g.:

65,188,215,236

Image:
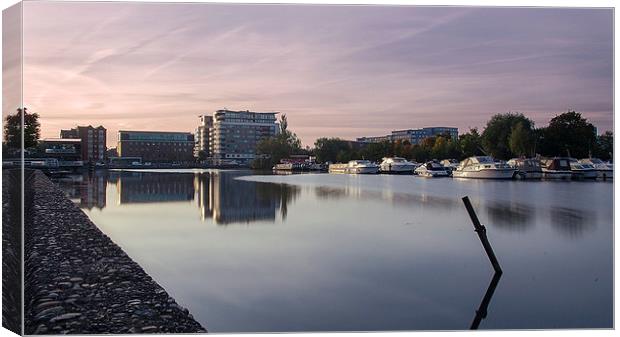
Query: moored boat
569,158,597,180
578,158,613,180
540,157,572,180
439,159,459,174
379,157,416,174
452,156,516,179
507,158,542,179
328,160,379,174
414,161,450,177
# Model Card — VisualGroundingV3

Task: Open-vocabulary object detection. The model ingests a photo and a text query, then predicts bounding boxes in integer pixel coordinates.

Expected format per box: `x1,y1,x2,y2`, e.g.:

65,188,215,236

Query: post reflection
470,271,502,330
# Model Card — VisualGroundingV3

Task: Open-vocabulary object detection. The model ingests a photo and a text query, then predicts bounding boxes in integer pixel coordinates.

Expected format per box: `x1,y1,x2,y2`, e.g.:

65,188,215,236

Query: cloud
21,3,613,147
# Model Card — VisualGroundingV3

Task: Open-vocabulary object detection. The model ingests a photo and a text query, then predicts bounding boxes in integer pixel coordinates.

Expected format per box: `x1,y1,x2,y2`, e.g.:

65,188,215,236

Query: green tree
313,137,352,163
4,107,40,149
458,128,483,159
539,110,596,158
252,114,303,169
196,150,208,162
508,122,534,157
593,131,613,161
481,112,534,159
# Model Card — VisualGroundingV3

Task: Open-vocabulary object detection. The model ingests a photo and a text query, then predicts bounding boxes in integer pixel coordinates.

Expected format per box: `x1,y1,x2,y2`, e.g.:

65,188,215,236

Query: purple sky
14,2,614,147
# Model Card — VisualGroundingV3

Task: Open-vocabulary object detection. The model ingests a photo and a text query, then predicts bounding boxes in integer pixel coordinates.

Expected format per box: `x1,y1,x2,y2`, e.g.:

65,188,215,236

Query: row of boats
323,156,613,180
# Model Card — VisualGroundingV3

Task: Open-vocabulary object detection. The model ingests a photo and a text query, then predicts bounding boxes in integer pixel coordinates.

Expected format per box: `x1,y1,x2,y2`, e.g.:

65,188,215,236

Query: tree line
253,110,613,168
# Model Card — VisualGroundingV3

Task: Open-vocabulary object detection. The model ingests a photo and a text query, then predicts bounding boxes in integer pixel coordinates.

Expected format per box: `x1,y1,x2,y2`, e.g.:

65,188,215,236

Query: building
117,130,195,162
357,127,458,145
60,125,107,163
209,109,279,164
194,115,213,158
39,138,83,167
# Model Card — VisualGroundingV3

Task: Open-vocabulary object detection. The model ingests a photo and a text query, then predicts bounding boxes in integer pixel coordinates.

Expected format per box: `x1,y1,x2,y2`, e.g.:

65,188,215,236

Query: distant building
209,109,279,164
39,138,83,167
357,127,458,145
117,130,195,162
60,125,107,163
194,115,213,158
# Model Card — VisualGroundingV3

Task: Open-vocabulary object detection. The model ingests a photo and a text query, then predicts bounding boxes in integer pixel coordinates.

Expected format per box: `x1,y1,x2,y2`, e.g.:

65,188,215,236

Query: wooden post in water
462,196,503,274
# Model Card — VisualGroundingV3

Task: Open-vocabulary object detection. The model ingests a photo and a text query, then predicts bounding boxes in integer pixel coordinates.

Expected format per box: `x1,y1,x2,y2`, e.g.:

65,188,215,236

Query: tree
593,131,613,161
539,110,596,158
508,122,534,157
481,112,534,160
458,128,484,159
252,114,303,169
4,107,40,149
313,137,352,163
197,150,208,162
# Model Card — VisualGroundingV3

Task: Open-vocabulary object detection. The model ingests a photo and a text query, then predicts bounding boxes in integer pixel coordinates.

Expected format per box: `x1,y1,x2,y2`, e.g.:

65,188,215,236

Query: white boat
540,157,572,180
439,159,459,173
414,161,450,177
452,156,516,179
379,157,416,174
328,160,379,174
347,160,379,174
569,158,597,180
579,158,613,180
507,158,543,179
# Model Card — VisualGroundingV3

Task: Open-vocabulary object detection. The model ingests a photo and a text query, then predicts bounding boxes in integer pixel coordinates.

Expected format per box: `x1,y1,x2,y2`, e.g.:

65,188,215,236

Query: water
52,169,613,332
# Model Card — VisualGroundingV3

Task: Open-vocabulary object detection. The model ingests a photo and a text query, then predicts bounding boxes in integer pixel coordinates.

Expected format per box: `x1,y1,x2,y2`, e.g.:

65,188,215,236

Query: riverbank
21,170,206,334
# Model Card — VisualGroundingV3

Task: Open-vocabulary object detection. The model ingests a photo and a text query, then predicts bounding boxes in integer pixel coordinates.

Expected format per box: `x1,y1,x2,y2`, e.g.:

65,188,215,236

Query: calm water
52,169,613,332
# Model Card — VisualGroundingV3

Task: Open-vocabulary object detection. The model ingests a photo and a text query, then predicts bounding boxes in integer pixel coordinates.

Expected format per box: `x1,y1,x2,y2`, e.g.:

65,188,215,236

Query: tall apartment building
197,109,278,164
117,130,195,162
194,115,213,157
357,127,458,145
60,125,107,163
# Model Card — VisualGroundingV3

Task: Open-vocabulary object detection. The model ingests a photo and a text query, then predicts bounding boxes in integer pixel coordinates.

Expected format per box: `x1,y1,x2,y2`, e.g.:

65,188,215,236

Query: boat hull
452,169,516,179
350,166,379,174
541,170,572,180
595,170,613,180
516,170,543,179
571,170,598,180
416,170,450,178
380,164,415,174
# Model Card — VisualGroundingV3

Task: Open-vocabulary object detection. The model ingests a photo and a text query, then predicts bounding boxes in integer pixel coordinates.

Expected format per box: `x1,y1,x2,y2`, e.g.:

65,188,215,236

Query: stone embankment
23,170,206,334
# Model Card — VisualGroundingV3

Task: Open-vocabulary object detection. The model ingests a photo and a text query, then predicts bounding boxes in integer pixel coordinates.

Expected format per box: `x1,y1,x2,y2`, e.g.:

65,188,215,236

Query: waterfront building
39,138,84,167
209,109,279,164
194,115,213,158
117,130,195,162
357,127,458,145
60,125,107,163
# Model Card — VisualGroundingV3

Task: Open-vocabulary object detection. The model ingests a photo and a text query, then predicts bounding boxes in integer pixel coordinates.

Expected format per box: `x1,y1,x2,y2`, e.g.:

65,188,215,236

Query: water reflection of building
194,172,299,225
117,172,195,204
52,172,107,210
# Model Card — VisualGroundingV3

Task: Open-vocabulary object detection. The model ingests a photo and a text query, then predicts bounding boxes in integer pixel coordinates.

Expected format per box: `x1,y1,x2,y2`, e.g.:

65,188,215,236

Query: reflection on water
550,207,596,239
50,170,612,332
485,201,534,231
194,172,300,224
56,170,300,225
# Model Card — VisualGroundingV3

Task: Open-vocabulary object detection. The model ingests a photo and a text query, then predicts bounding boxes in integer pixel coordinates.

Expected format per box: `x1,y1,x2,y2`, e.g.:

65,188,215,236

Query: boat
578,158,613,180
348,160,380,174
379,157,416,174
568,158,597,180
414,161,450,177
273,162,306,171
540,157,572,180
328,160,379,174
507,158,543,179
439,159,459,174
452,156,516,179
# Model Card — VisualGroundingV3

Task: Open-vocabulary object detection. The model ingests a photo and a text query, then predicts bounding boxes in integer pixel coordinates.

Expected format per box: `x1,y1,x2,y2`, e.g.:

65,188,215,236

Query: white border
0,1,616,337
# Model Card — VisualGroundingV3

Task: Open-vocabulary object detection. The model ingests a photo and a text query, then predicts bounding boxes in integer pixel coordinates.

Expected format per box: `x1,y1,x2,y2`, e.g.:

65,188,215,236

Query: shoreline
21,169,206,334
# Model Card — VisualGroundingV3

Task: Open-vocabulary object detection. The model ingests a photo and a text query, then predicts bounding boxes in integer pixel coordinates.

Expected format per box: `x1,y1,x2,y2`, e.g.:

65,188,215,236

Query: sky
8,2,614,147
